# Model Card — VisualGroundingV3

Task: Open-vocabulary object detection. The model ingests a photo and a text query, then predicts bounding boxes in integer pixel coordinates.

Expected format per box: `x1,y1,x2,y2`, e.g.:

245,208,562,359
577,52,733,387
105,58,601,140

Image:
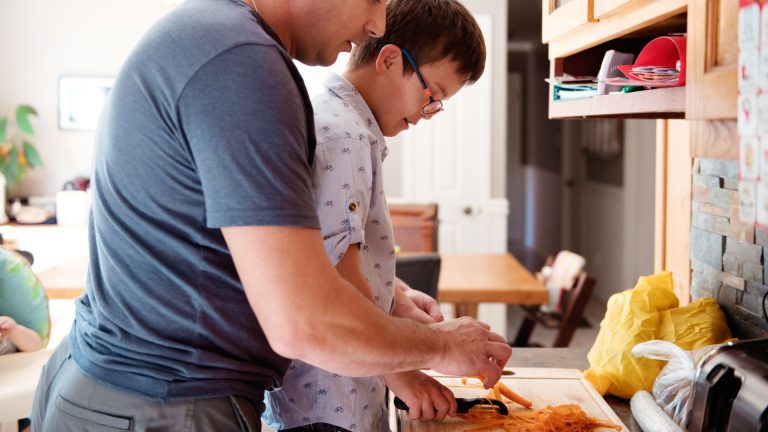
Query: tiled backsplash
691,158,768,339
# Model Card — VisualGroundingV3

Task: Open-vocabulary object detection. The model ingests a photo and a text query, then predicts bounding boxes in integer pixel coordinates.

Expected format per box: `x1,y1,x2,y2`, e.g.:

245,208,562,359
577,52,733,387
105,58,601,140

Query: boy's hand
392,279,444,324
404,286,444,322
0,316,18,336
386,370,457,421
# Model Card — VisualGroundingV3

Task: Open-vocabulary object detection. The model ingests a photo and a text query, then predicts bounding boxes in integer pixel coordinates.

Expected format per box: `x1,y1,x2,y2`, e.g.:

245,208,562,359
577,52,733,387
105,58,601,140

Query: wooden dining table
4,224,89,299
35,254,550,313
8,224,548,317
437,253,548,319
36,255,88,299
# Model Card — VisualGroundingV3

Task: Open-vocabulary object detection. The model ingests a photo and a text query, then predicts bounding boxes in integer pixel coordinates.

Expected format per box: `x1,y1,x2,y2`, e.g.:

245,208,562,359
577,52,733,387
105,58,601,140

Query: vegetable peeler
394,396,509,416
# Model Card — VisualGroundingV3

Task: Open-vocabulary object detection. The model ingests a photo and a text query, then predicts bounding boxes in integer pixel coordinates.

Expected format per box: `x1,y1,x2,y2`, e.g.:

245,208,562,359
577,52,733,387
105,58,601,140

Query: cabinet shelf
548,86,685,119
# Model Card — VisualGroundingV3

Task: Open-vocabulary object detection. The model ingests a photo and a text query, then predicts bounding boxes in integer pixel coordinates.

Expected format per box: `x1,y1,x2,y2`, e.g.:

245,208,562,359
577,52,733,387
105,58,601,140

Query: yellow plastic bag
657,297,731,350
583,271,731,399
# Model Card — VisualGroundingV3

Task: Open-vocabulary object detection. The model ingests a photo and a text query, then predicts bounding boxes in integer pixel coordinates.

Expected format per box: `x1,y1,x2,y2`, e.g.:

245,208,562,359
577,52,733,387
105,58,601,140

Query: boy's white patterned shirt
262,72,396,432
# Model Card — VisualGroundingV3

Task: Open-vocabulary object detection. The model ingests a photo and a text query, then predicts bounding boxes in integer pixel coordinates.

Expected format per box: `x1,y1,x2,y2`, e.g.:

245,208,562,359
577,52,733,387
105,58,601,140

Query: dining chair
395,253,441,299
511,271,597,348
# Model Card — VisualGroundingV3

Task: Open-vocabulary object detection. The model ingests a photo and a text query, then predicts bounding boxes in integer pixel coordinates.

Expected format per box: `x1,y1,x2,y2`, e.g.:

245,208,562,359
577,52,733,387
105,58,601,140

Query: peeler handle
393,396,509,416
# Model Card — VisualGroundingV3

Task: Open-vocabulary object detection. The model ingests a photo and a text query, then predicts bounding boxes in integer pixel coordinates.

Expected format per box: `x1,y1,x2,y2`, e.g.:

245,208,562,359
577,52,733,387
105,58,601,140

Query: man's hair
348,0,486,84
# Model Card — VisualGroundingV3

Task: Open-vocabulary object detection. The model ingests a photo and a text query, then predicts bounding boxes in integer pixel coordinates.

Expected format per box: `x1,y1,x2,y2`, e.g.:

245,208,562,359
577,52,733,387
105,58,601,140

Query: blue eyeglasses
401,48,444,118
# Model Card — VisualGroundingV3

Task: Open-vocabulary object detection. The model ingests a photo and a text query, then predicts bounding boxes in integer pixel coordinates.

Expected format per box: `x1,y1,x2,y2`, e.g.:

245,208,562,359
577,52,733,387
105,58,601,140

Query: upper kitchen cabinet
594,0,635,19
544,0,688,119
541,0,596,43
686,0,738,119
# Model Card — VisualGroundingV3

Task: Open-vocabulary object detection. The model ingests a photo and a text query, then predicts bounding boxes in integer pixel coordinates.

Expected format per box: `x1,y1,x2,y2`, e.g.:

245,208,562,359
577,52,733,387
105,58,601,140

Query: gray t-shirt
71,0,319,406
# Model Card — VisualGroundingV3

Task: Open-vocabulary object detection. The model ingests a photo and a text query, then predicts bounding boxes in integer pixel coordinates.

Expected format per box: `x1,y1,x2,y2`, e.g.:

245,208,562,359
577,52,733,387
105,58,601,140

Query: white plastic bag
631,340,699,427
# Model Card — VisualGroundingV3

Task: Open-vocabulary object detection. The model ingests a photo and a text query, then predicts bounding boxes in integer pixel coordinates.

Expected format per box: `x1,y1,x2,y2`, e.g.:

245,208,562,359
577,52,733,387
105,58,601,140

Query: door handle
463,206,473,215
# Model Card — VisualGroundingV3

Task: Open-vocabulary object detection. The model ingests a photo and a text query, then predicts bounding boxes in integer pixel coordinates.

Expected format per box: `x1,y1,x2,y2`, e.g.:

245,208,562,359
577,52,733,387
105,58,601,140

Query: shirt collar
323,72,389,160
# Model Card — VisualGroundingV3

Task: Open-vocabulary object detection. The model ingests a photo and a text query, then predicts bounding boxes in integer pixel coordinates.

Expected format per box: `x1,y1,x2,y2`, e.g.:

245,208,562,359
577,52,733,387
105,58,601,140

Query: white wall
566,120,656,302
0,0,174,197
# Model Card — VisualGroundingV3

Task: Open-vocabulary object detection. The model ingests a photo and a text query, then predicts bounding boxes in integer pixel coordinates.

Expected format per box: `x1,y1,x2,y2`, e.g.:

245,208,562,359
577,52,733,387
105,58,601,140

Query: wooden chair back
512,271,596,348
389,203,438,252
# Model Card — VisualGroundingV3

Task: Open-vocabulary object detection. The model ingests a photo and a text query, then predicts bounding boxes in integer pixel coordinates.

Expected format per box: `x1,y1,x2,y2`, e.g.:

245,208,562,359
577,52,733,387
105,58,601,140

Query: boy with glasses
263,0,486,430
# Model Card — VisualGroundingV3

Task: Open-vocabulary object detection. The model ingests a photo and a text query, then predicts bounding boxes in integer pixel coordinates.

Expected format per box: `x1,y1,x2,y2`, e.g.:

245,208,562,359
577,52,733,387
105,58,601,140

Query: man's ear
374,44,403,75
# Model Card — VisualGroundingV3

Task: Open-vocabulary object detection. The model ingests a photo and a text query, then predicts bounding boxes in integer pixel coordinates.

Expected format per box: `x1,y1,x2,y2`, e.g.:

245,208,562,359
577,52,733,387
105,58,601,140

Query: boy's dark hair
348,0,486,84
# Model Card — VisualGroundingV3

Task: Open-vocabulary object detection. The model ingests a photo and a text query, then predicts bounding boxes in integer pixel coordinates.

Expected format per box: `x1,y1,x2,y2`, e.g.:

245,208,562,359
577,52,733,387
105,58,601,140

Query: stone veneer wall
691,158,768,339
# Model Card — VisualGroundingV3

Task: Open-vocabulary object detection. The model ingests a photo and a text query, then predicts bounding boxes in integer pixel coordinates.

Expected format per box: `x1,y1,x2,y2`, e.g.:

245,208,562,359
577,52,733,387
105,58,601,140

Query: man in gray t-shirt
32,0,512,430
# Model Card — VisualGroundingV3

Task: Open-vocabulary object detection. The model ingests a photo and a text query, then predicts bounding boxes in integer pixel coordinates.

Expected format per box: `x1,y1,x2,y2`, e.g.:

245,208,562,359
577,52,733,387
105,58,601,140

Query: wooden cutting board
393,368,629,432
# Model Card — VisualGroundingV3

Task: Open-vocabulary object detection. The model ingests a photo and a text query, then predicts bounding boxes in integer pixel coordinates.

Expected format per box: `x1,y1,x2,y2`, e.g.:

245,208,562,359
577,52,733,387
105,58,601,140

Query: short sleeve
177,44,319,229
312,138,372,265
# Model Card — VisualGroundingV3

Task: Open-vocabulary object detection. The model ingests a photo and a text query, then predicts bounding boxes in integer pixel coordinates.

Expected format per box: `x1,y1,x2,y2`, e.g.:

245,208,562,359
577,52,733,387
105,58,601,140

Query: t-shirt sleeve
177,43,319,229
312,138,372,266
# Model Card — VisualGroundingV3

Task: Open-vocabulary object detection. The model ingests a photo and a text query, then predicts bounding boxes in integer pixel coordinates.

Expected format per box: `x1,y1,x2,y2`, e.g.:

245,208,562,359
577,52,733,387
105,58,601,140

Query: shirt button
348,202,357,212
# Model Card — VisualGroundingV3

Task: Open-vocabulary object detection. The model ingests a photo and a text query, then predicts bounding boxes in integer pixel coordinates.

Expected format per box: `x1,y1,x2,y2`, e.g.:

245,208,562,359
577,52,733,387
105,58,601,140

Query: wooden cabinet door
687,0,738,119
593,0,633,19
541,0,595,43
655,120,692,305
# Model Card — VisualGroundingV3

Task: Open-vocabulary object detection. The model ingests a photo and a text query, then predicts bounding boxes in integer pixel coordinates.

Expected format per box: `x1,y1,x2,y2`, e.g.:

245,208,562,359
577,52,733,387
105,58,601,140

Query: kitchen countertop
508,347,641,432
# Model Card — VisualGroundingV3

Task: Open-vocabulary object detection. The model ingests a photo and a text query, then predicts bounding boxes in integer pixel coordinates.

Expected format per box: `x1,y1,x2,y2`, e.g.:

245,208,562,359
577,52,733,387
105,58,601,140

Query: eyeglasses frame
400,48,444,118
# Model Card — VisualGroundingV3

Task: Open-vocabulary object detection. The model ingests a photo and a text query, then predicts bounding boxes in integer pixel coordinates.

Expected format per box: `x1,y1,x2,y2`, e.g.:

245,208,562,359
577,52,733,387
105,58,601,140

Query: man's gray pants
31,338,262,431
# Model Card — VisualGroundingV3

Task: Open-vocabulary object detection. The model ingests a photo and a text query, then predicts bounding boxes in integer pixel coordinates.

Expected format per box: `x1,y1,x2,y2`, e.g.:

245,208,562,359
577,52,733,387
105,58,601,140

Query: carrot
497,381,533,409
492,383,502,401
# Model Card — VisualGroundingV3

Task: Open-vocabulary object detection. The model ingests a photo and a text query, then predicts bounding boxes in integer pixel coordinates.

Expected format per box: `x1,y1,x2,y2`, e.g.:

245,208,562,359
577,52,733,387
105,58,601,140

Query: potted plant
0,104,43,191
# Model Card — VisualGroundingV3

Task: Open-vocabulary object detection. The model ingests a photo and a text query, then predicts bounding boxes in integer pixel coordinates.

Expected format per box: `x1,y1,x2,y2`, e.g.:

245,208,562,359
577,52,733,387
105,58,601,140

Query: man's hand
392,279,444,324
430,317,511,389
385,370,457,421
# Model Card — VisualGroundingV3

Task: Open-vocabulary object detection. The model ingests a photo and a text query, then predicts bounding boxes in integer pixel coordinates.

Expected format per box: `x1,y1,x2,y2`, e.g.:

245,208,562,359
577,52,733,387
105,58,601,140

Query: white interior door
397,14,506,254
394,11,508,337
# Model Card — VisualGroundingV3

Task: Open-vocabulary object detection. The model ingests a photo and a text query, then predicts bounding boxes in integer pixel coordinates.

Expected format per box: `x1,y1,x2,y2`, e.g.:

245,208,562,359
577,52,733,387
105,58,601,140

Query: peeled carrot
465,376,524,406
497,381,533,409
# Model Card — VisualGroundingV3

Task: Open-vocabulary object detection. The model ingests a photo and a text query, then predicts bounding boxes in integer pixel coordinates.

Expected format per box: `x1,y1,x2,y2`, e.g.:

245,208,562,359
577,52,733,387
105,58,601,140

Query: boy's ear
374,44,403,75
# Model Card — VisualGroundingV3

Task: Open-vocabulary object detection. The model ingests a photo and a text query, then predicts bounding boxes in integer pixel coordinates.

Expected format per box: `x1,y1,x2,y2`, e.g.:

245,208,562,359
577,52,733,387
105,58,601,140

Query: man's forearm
274,274,446,376
224,226,509,385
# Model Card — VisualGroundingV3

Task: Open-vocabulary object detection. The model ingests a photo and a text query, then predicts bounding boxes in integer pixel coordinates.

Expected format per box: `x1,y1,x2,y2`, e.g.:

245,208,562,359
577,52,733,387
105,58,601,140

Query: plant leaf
22,141,43,168
0,116,6,143
16,105,38,135
3,147,21,188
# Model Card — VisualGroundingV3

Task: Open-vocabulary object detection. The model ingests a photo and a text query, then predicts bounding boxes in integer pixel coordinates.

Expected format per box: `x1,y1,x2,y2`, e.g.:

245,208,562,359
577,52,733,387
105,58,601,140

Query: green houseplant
0,104,43,191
